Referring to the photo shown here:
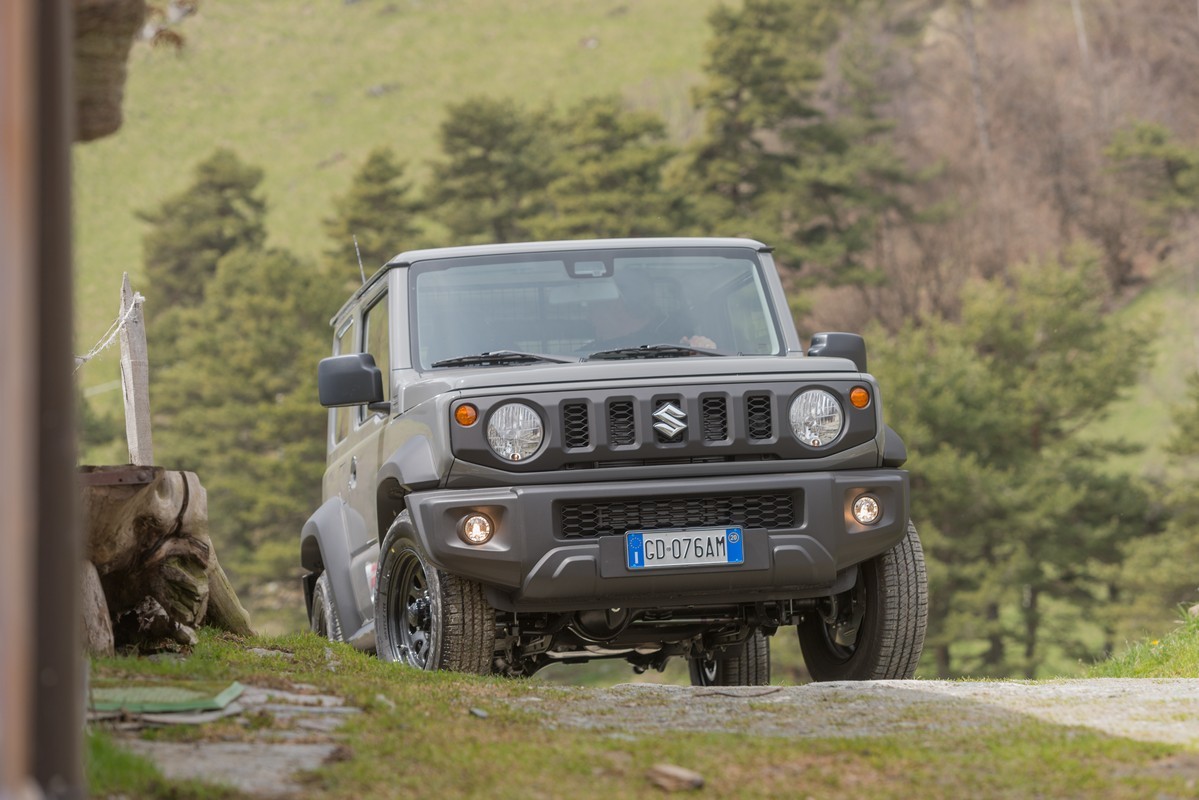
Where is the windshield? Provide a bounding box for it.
[410,247,782,369]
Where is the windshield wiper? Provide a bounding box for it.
[430,350,579,368]
[586,344,726,361]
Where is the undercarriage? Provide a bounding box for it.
[491,599,817,678]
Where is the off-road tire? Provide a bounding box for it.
[375,514,495,674]
[688,630,771,686]
[797,521,927,681]
[309,573,343,643]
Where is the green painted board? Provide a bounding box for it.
[89,680,244,713]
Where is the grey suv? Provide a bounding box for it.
[302,238,926,684]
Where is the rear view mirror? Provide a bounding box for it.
[807,332,867,373]
[318,353,384,408]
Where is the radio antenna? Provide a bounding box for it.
[353,235,366,284]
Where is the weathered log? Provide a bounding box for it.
[80,466,253,653]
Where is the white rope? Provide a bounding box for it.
[74,292,145,373]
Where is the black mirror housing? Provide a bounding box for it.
[807,332,868,373]
[318,353,384,408]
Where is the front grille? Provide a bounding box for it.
[559,492,797,538]
[747,394,773,440]
[702,396,728,441]
[563,402,590,449]
[608,400,636,446]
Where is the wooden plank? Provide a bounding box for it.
[119,271,154,465]
[78,465,157,487]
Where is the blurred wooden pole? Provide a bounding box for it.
[33,0,85,796]
[0,0,39,795]
[119,272,154,465]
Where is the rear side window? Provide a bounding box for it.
[332,319,355,445]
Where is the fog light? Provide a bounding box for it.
[852,494,882,525]
[458,513,494,545]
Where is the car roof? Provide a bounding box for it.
[331,237,772,325]
[385,236,770,266]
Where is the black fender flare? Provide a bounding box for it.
[882,425,908,468]
[300,496,368,638]
[375,435,440,539]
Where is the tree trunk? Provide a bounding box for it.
[80,465,252,654]
[1023,584,1039,680]
[982,600,1005,673]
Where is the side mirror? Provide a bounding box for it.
[318,353,385,409]
[807,332,867,373]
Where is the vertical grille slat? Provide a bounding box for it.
[701,396,728,442]
[562,402,590,449]
[746,394,773,441]
[608,400,636,446]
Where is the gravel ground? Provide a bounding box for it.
[111,683,358,798]
[508,679,1199,747]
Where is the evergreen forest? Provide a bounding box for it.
[75,0,1199,679]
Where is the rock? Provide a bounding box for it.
[81,560,114,656]
[1188,603,1199,618]
[646,763,704,792]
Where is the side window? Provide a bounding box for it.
[332,319,356,445]
[361,293,390,422]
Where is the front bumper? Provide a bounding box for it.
[405,470,909,612]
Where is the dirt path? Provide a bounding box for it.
[508,679,1199,747]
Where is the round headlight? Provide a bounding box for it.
[486,403,544,461]
[789,389,844,447]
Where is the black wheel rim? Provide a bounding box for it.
[816,568,868,662]
[310,594,327,637]
[390,550,433,668]
[692,654,719,686]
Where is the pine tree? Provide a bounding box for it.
[526,96,688,240]
[152,247,332,582]
[686,0,833,232]
[138,148,267,318]
[686,0,914,288]
[324,147,422,281]
[776,18,915,287]
[426,96,557,244]
[872,251,1151,676]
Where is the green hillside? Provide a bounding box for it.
[1097,265,1199,477]
[74,0,720,382]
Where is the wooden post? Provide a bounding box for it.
[0,0,38,793]
[119,271,153,465]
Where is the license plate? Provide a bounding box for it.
[625,527,744,570]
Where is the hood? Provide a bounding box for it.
[396,354,863,411]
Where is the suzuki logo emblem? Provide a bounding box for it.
[653,402,687,439]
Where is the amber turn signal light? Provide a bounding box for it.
[454,404,479,426]
[849,387,871,409]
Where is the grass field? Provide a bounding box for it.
[87,627,1199,799]
[73,0,721,389]
[1088,263,1199,476]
